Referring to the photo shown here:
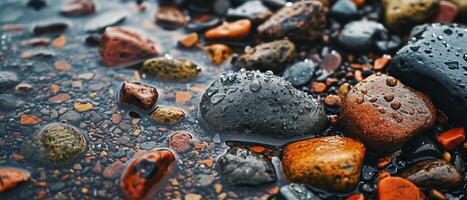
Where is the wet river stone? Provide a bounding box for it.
[282,61,316,87]
[99,26,159,66]
[338,19,385,52]
[0,71,19,93]
[234,39,295,73]
[217,147,276,185]
[449,0,467,19]
[226,1,272,23]
[21,123,88,164]
[149,106,185,125]
[257,0,327,41]
[400,159,463,188]
[142,56,201,80]
[382,0,439,32]
[120,149,176,200]
[388,24,467,125]
[340,74,437,153]
[282,136,366,192]
[119,81,158,111]
[199,69,327,144]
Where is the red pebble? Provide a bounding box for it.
[99,27,159,66]
[436,127,465,150]
[119,81,158,111]
[120,149,176,200]
[169,131,194,153]
[435,0,459,23]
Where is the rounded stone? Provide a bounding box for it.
[400,159,463,188]
[340,74,437,153]
[217,147,276,185]
[149,106,185,125]
[282,61,316,87]
[338,19,386,52]
[199,70,327,145]
[21,123,88,164]
[142,56,201,80]
[382,0,439,32]
[234,39,295,73]
[388,23,467,125]
[282,136,366,192]
[0,71,19,94]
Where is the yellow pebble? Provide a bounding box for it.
[74,102,93,112]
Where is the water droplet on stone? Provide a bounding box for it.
[386,77,397,87]
[356,96,364,104]
[384,94,394,102]
[210,93,226,104]
[390,102,401,110]
[445,61,459,69]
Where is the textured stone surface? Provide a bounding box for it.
[400,159,463,188]
[142,56,200,80]
[382,0,439,31]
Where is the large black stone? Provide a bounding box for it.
[388,24,467,125]
[199,69,327,145]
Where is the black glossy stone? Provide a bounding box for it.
[388,23,467,125]
[283,61,316,87]
[338,19,386,52]
[32,19,70,35]
[331,0,358,22]
[186,16,222,32]
[401,135,441,164]
[217,147,276,185]
[199,69,328,145]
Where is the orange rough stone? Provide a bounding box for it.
[20,115,41,125]
[50,84,60,93]
[175,91,192,104]
[378,176,425,200]
[310,82,327,93]
[178,33,199,48]
[203,44,233,65]
[249,146,266,153]
[347,193,365,200]
[0,168,30,192]
[282,136,366,192]
[373,55,391,70]
[204,19,252,40]
[436,127,465,150]
[120,149,176,200]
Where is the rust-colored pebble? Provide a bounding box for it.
[377,176,425,200]
[204,19,252,40]
[436,127,465,150]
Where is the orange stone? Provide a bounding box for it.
[347,193,365,200]
[178,33,199,48]
[0,168,30,192]
[203,44,233,65]
[352,0,365,7]
[436,127,465,150]
[120,149,176,200]
[373,55,391,70]
[175,91,192,104]
[310,82,327,93]
[48,93,71,103]
[204,19,252,40]
[54,60,72,72]
[51,35,67,48]
[378,176,425,200]
[50,84,60,93]
[20,115,41,125]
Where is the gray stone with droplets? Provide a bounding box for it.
[388,23,467,125]
[199,69,327,145]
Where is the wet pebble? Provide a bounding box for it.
[60,0,95,16]
[59,110,82,124]
[340,74,437,152]
[217,147,276,185]
[226,1,272,23]
[338,19,385,52]
[234,39,295,73]
[118,81,159,111]
[283,61,315,87]
[186,16,222,33]
[382,0,439,31]
[150,106,185,125]
[282,136,366,192]
[257,0,327,41]
[199,70,327,145]
[203,44,233,65]
[99,27,159,66]
[331,0,358,22]
[120,149,176,200]
[0,71,19,93]
[84,10,128,32]
[169,131,194,153]
[204,19,252,40]
[0,168,30,192]
[400,159,463,188]
[388,23,467,125]
[401,135,441,164]
[378,176,425,200]
[155,6,188,29]
[20,123,88,164]
[32,19,70,35]
[142,56,200,80]
[273,183,321,200]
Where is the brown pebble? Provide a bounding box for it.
[54,60,72,72]
[48,93,71,103]
[178,33,199,48]
[19,115,41,126]
[310,82,326,93]
[324,95,342,107]
[102,160,124,179]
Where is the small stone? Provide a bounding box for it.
[178,33,199,48]
[401,135,441,164]
[32,19,70,35]
[120,149,176,200]
[321,51,342,73]
[373,55,391,70]
[169,131,194,153]
[331,0,358,22]
[103,160,124,179]
[382,0,439,32]
[435,0,458,23]
[234,39,295,73]
[204,19,252,40]
[338,19,385,52]
[283,61,316,87]
[377,176,425,200]
[20,49,55,59]
[276,183,321,200]
[112,113,122,124]
[20,115,41,126]
[0,168,30,192]
[340,74,436,152]
[99,27,159,66]
[59,111,81,124]
[48,93,71,103]
[14,83,33,94]
[400,159,463,188]
[74,102,93,112]
[449,0,467,19]
[84,10,128,32]
[142,56,200,80]
[185,193,202,200]
[436,127,465,150]
[175,91,192,104]
[0,72,19,94]
[53,60,72,72]
[118,81,158,111]
[78,72,94,80]
[20,123,88,164]
[257,0,327,41]
[61,0,95,16]
[150,106,185,125]
[203,44,233,65]
[226,1,272,23]
[324,95,342,107]
[282,136,366,192]
[310,82,326,93]
[185,16,222,33]
[217,147,276,185]
[155,6,187,28]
